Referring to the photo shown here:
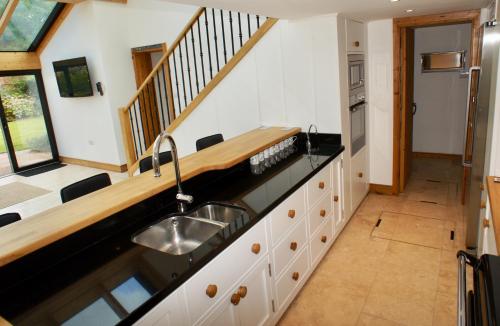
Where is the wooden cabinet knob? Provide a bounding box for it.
[481,200,487,209]
[321,235,327,243]
[290,241,298,251]
[480,183,485,191]
[238,286,247,298]
[354,41,360,47]
[334,195,339,202]
[358,172,363,178]
[319,181,325,189]
[251,243,261,254]
[292,272,299,281]
[320,209,326,217]
[288,209,296,218]
[231,293,241,305]
[206,284,218,298]
[483,218,490,228]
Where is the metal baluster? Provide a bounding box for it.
[184,36,194,101]
[247,14,251,39]
[178,43,188,108]
[196,18,206,87]
[145,81,159,137]
[129,107,139,159]
[132,102,143,155]
[204,10,213,79]
[256,15,260,28]
[212,8,220,72]
[161,64,171,125]
[220,10,227,64]
[229,11,235,55]
[172,51,182,116]
[155,70,165,131]
[237,12,243,47]
[190,26,200,94]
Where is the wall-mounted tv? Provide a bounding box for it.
[53,57,93,97]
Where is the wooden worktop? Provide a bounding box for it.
[0,127,300,268]
[487,176,500,253]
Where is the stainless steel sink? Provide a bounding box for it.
[132,216,224,255]
[189,202,248,224]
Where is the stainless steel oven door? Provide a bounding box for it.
[350,101,366,156]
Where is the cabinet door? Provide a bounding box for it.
[346,19,364,53]
[202,298,239,326]
[238,258,273,326]
[332,157,344,232]
[134,286,188,326]
[350,147,368,213]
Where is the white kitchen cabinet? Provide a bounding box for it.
[200,257,273,326]
[134,286,189,326]
[346,19,364,53]
[332,158,344,236]
[350,146,368,213]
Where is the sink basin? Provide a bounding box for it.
[132,216,224,255]
[189,202,248,224]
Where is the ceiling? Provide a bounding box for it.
[164,0,488,21]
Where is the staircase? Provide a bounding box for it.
[119,7,277,174]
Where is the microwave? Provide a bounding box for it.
[348,54,365,90]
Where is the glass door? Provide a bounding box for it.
[0,71,58,175]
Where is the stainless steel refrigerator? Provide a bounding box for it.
[464,21,500,253]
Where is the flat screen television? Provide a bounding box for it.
[53,57,93,97]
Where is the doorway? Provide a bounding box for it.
[393,10,481,198]
[0,71,59,176]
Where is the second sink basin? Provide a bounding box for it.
[132,216,224,255]
[189,202,248,224]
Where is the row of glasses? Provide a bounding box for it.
[250,136,298,175]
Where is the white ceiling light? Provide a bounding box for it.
[405,9,415,12]
[390,0,400,2]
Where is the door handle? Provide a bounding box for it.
[412,103,417,115]
[463,66,481,167]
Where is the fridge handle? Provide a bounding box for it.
[463,66,481,168]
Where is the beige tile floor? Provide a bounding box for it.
[0,164,128,218]
[279,157,465,326]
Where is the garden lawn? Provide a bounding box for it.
[0,117,47,153]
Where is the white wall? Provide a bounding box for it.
[40,0,197,165]
[366,19,393,186]
[413,24,471,155]
[170,16,343,157]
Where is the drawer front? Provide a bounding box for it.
[310,218,333,267]
[270,187,306,245]
[273,217,307,278]
[307,164,331,208]
[308,192,332,236]
[185,219,268,324]
[276,246,310,310]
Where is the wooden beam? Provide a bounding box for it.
[0,0,19,37]
[36,4,75,56]
[0,52,41,70]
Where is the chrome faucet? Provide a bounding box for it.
[152,131,193,212]
[306,124,318,154]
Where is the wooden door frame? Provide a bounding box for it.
[392,10,481,194]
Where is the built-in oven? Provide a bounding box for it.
[348,54,365,90]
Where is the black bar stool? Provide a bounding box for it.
[0,212,21,227]
[139,151,173,173]
[60,173,112,203]
[196,134,224,151]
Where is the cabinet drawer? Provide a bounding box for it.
[308,192,332,236]
[185,219,268,324]
[272,217,307,278]
[270,187,306,245]
[275,246,309,309]
[310,218,333,268]
[307,164,331,208]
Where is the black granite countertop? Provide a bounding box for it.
[0,133,343,325]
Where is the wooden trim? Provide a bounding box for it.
[59,156,127,173]
[118,107,136,173]
[392,9,481,194]
[167,18,278,133]
[0,316,12,326]
[486,176,500,253]
[0,52,41,70]
[412,151,462,160]
[162,43,176,126]
[0,127,300,267]
[369,183,395,195]
[0,0,19,36]
[36,4,75,56]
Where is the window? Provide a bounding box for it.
[0,0,64,52]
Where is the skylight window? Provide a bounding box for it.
[0,0,64,52]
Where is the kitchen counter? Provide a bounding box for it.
[0,131,343,325]
[487,176,500,253]
[0,127,300,267]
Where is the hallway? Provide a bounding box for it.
[279,157,465,326]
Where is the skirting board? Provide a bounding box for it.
[413,152,462,160]
[59,156,127,173]
[369,183,395,195]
